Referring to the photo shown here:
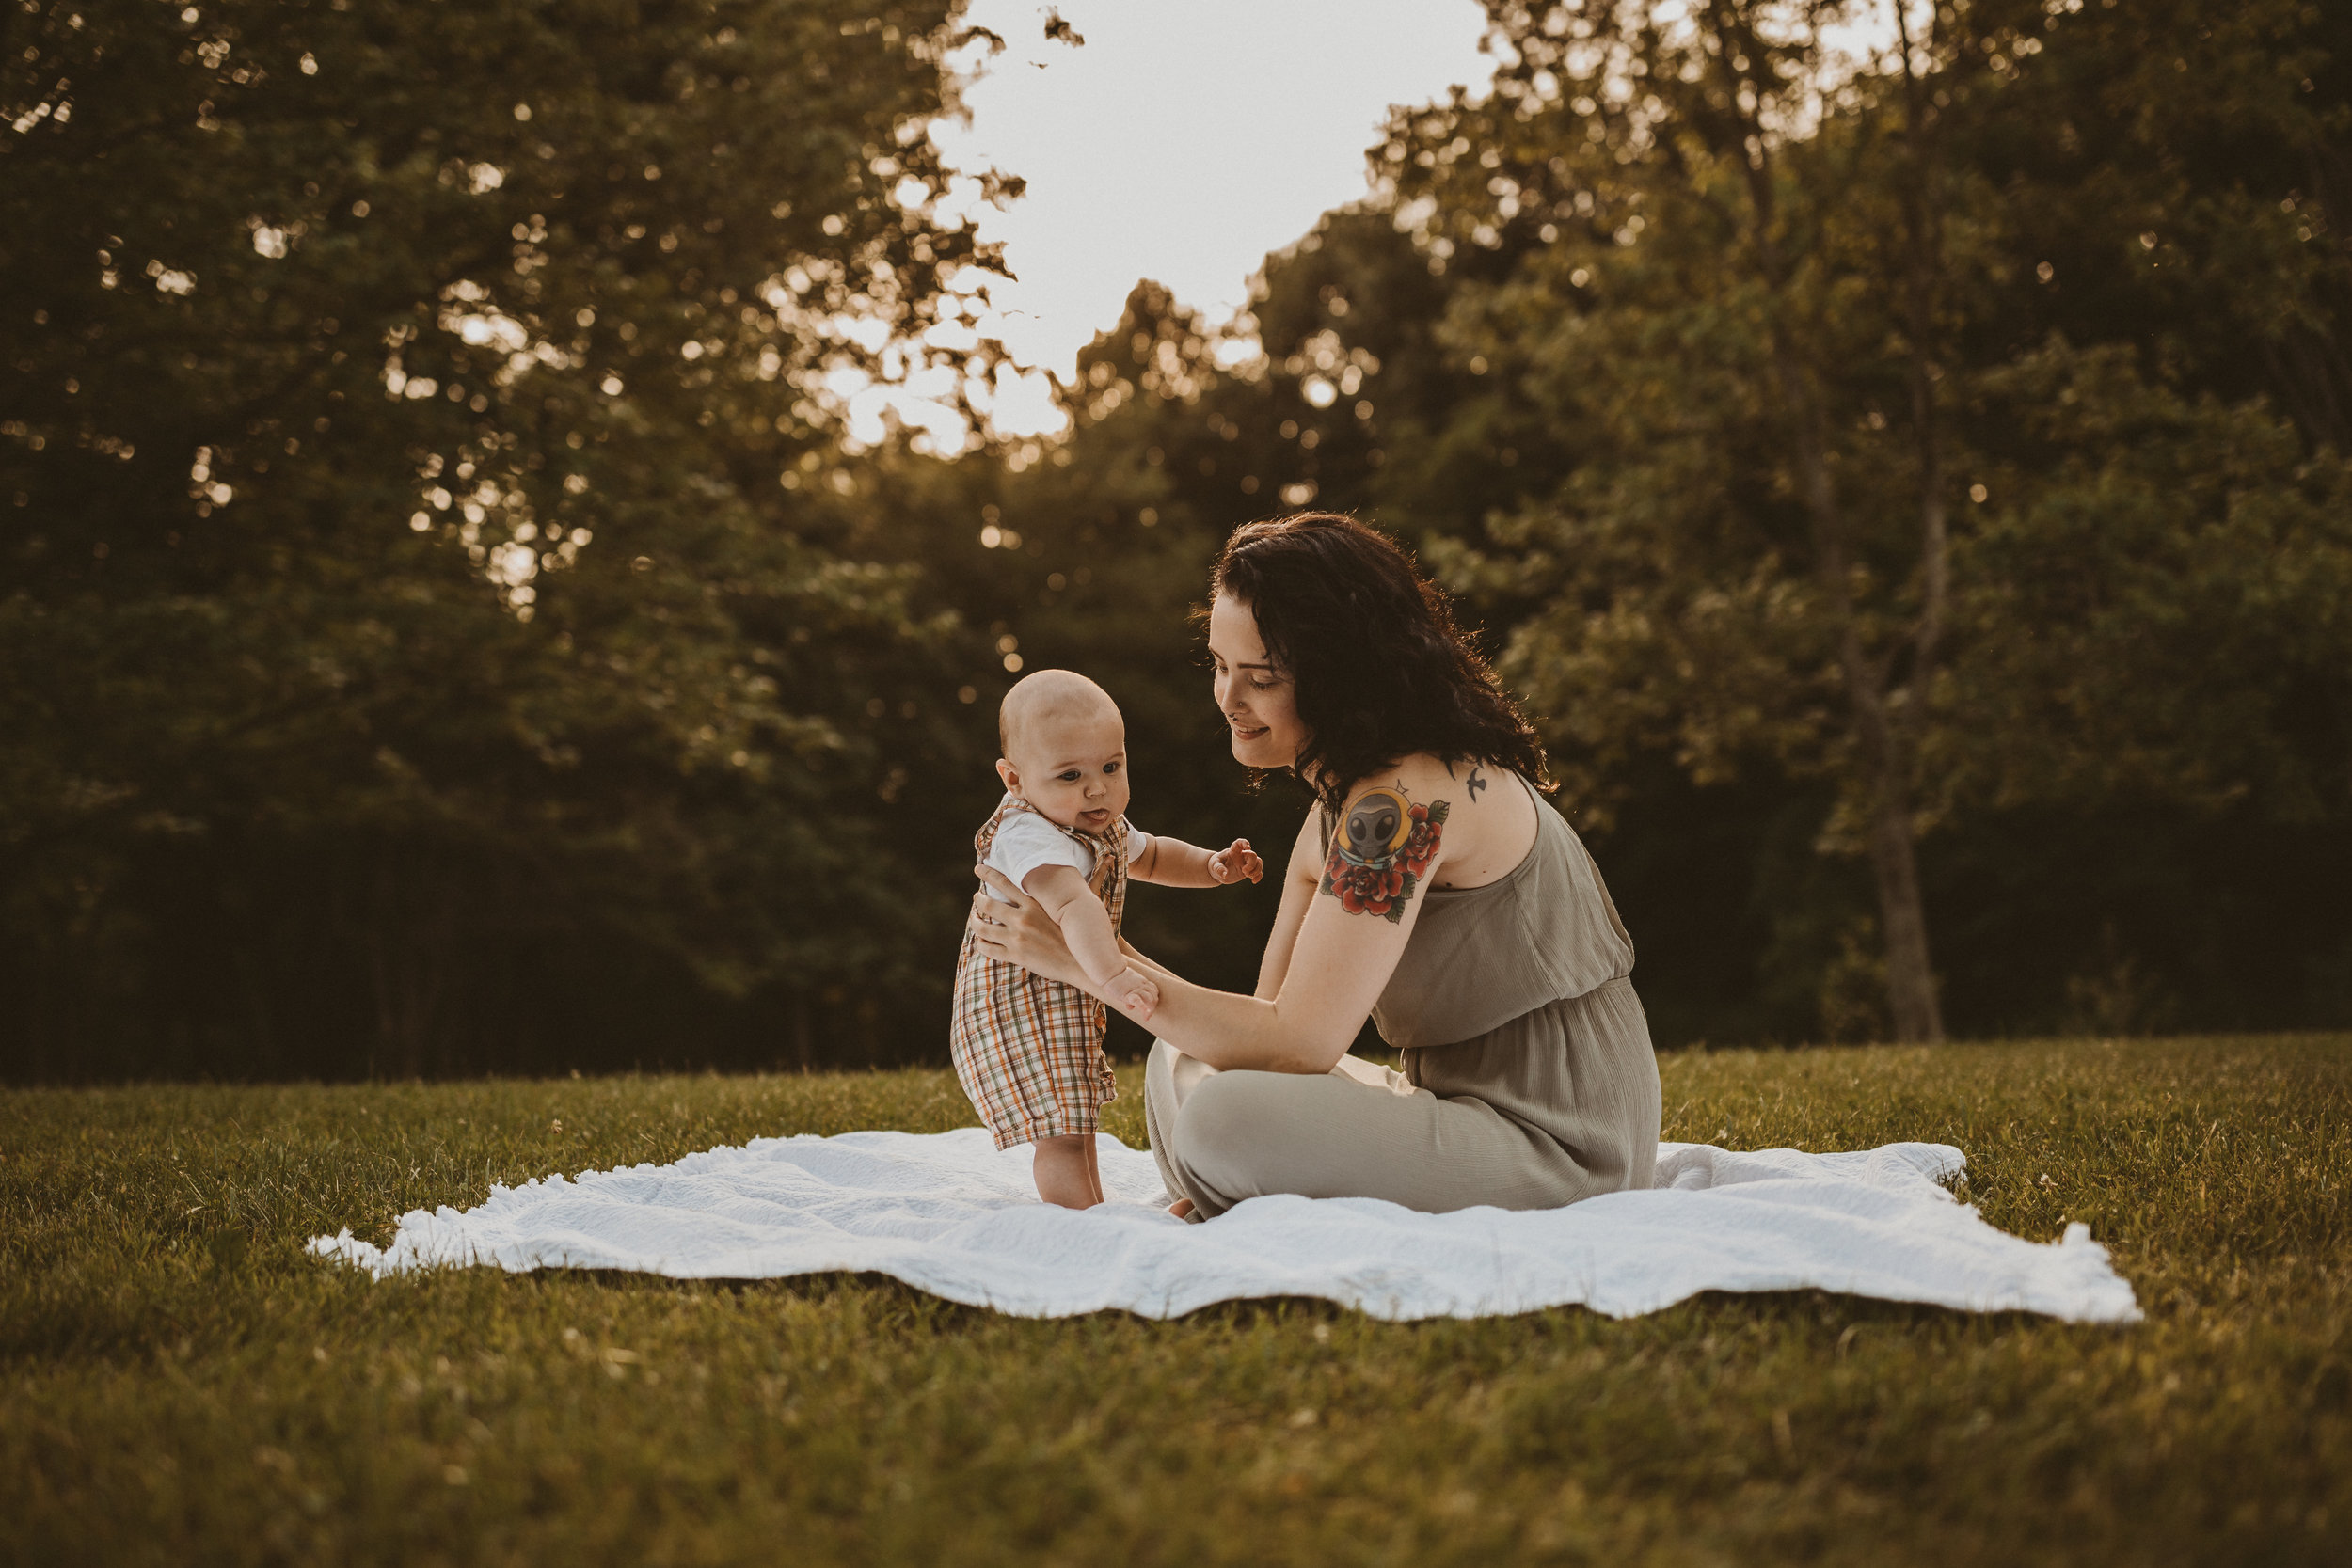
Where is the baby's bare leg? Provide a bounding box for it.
[1080,1134,1104,1206]
[1033,1133,1100,1209]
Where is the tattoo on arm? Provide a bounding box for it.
[1319,785,1449,923]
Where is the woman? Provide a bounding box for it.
[971,514,1660,1219]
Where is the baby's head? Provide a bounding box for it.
[996,670,1130,833]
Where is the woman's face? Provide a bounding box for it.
[1208,593,1307,769]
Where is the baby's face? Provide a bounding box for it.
[1008,706,1131,833]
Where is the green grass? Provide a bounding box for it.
[4,1037,2348,1567]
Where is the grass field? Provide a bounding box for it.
[4,1036,2348,1566]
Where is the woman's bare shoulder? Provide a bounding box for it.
[1322,756,1462,854]
[1345,753,1533,886]
[1345,753,1488,812]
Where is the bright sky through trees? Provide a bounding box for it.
[907,0,1496,440]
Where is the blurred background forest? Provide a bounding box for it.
[5,0,2350,1083]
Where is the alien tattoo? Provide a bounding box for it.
[1320,784,1450,923]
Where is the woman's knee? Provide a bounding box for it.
[1147,1040,1218,1119]
[1175,1070,1295,1177]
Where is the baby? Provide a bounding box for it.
[950,669,1263,1209]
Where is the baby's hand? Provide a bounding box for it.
[1208,838,1264,886]
[1104,965,1159,1022]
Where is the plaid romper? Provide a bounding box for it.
[949,792,1129,1149]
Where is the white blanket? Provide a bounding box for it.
[308,1130,2140,1323]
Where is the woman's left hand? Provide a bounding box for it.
[970,865,1089,989]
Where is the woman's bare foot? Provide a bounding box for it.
[1167,1197,1195,1220]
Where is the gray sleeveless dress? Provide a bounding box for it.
[1143,777,1661,1218]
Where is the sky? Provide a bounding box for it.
[845,0,1497,446]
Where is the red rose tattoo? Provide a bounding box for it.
[1401,804,1443,878]
[1321,787,1450,923]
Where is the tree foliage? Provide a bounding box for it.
[6,0,2350,1078]
[1367,0,2352,1040]
[2,0,987,1075]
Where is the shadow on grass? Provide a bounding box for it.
[518,1264,2071,1339]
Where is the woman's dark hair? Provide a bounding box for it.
[1207,513,1550,813]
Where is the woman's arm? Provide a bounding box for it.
[971,766,1462,1072]
[1153,768,1462,1069]
[972,816,1308,994]
[1117,881,1422,1073]
[1249,813,1323,999]
[973,815,1312,1002]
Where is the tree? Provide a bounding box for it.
[1383,0,2352,1041]
[0,0,991,1075]
[1382,0,1998,1038]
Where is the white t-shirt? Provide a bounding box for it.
[982,809,1145,903]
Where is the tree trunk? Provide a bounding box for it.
[1883,0,1951,1046]
[365,854,457,1078]
[1715,0,1952,1044]
[1866,787,1944,1042]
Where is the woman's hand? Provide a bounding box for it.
[969,865,1090,990]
